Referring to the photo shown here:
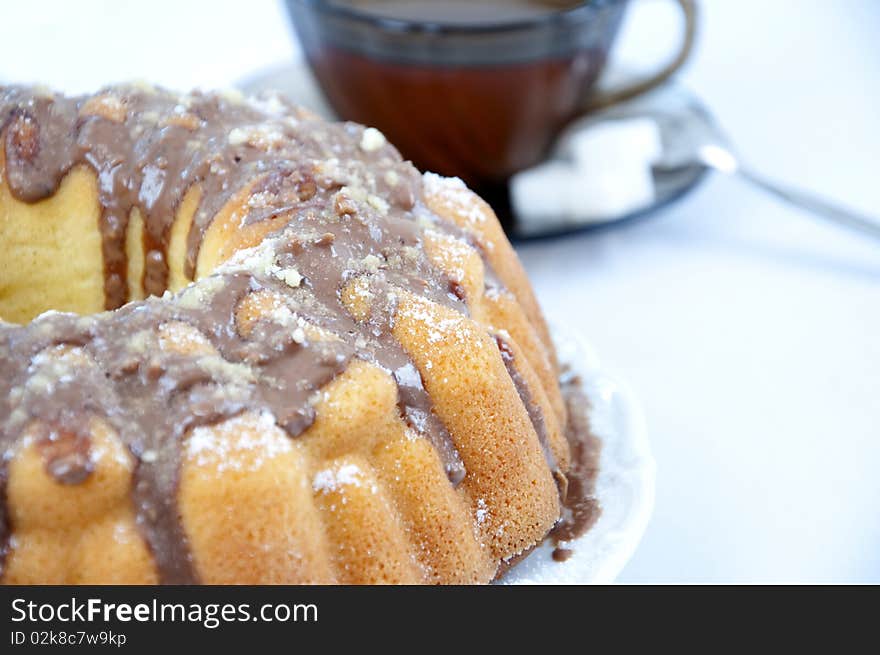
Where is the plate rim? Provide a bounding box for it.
[498,321,656,584]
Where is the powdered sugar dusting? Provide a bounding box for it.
[313,463,379,495]
[475,498,489,526]
[396,295,480,350]
[89,435,133,470]
[186,411,291,472]
[427,229,473,289]
[422,172,487,225]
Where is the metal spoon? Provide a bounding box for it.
[615,85,880,241]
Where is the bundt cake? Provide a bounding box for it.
[0,84,594,584]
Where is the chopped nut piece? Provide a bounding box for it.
[228,127,248,146]
[162,112,201,130]
[227,125,285,150]
[361,254,382,272]
[275,267,303,288]
[367,194,389,214]
[360,127,386,152]
[7,112,39,162]
[79,95,128,123]
[333,192,358,218]
[314,232,335,247]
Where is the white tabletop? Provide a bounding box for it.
[3,0,878,583]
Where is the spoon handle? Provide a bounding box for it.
[736,167,880,241]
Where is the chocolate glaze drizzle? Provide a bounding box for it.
[550,370,602,557]
[495,334,558,477]
[0,84,593,582]
[491,353,602,577]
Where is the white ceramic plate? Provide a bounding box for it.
[499,323,655,584]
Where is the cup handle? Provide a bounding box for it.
[582,0,698,112]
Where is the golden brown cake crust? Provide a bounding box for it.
[0,84,570,584]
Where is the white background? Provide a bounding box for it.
[2,0,878,583]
